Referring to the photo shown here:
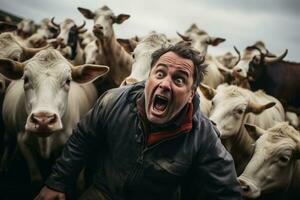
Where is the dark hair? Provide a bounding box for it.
[151,42,206,90]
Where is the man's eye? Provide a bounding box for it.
[175,78,184,85]
[156,71,164,78]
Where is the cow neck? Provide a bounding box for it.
[222,118,255,174]
[249,63,268,91]
[99,34,133,85]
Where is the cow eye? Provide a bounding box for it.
[279,155,290,164]
[237,108,244,114]
[252,56,260,64]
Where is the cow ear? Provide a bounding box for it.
[198,83,216,100]
[71,64,109,84]
[207,37,226,46]
[117,38,138,53]
[77,7,95,19]
[244,123,264,140]
[0,58,24,80]
[113,14,130,24]
[0,22,17,33]
[246,101,276,114]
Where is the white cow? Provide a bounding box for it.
[24,18,58,48]
[51,18,86,65]
[239,122,300,199]
[200,84,285,174]
[121,32,170,85]
[178,24,227,88]
[0,48,109,181]
[78,5,133,88]
[17,18,37,39]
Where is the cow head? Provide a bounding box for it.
[239,122,300,198]
[177,24,225,57]
[51,18,86,60]
[78,5,130,40]
[17,19,37,39]
[200,84,275,139]
[84,39,103,64]
[0,32,49,61]
[232,41,288,81]
[0,48,109,137]
[121,32,170,86]
[25,18,59,48]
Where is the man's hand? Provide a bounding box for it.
[34,186,65,200]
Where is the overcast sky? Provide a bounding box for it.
[1,0,299,61]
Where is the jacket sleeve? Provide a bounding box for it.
[45,91,111,193]
[190,122,242,200]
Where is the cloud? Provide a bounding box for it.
[1,0,299,60]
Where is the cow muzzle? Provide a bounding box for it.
[25,111,63,137]
[93,24,104,38]
[238,177,261,199]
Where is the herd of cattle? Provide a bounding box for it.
[0,5,300,200]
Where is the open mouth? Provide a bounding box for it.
[153,95,169,112]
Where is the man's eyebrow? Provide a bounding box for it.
[156,63,168,68]
[176,69,189,77]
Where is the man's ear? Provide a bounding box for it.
[188,89,195,103]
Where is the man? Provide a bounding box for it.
[35,43,242,200]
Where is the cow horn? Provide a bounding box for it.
[77,20,86,31]
[176,31,192,41]
[51,17,60,28]
[246,101,276,114]
[0,58,25,80]
[264,49,288,63]
[265,49,276,57]
[22,45,50,60]
[232,46,241,67]
[198,83,216,100]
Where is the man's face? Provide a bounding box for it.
[145,51,195,124]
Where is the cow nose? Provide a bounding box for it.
[238,178,251,192]
[93,24,103,31]
[30,112,57,127]
[56,37,64,44]
[232,68,242,77]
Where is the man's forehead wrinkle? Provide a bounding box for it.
[157,56,193,74]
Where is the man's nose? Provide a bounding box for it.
[159,78,172,90]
